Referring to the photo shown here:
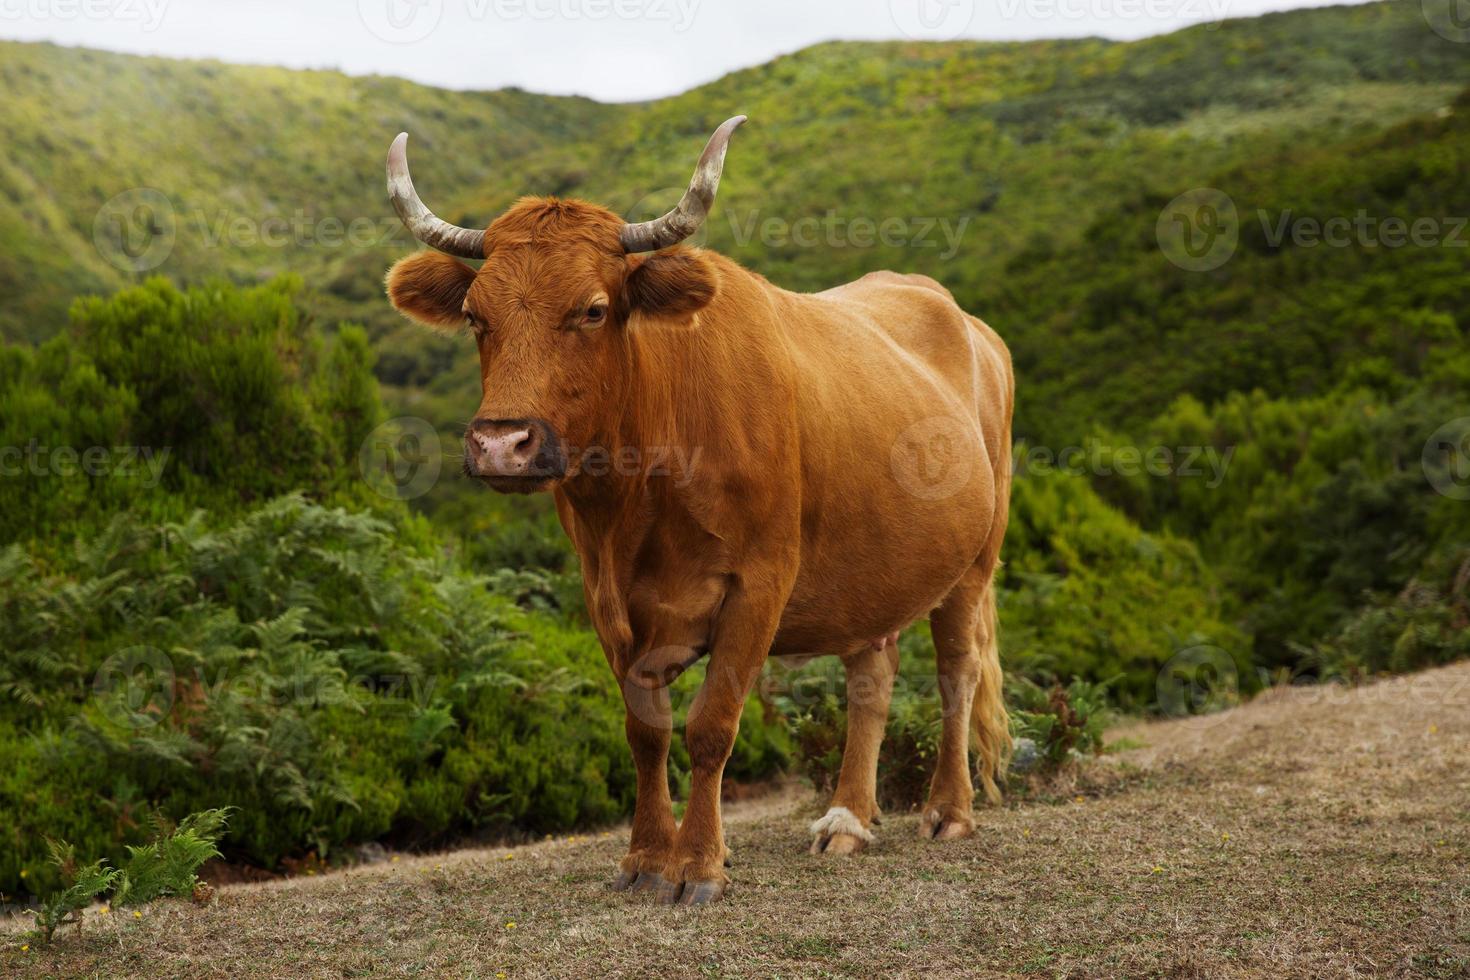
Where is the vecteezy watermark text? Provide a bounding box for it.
[94,188,409,274]
[1017,442,1236,488]
[0,443,170,488]
[0,0,168,30]
[725,210,972,260]
[357,0,698,44]
[1159,188,1467,271]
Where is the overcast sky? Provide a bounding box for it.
[0,0,1372,102]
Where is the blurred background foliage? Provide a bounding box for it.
[1,0,1467,893]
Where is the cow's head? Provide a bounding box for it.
[384,117,744,494]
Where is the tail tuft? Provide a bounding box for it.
[972,584,1010,804]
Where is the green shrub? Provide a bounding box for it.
[0,276,387,546]
[1007,676,1112,772]
[32,808,229,943]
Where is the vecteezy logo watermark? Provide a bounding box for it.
[358,0,444,43]
[890,416,976,501]
[0,443,171,487]
[1156,644,1239,725]
[0,0,169,31]
[360,417,443,500]
[1423,417,1470,500]
[890,0,975,40]
[1157,188,1239,272]
[93,646,176,730]
[94,189,409,268]
[1422,0,1470,43]
[93,188,176,273]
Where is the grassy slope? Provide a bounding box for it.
[7,660,1467,978]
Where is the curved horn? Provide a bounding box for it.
[620,115,746,254]
[386,133,485,259]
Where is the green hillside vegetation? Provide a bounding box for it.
[1,1,1467,898]
[990,87,1470,667]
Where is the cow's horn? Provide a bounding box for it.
[386,133,486,259]
[620,115,746,254]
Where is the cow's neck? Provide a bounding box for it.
[566,253,786,518]
[555,254,797,668]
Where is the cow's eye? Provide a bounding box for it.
[582,304,607,327]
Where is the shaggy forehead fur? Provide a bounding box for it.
[472,197,627,314]
[485,197,625,255]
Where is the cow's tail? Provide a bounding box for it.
[973,581,1011,804]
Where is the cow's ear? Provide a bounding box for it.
[386,252,477,331]
[622,249,719,322]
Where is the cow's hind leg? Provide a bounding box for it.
[810,637,899,855]
[920,559,1010,840]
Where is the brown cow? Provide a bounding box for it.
[384,116,1013,905]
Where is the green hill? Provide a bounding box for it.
[2,1,1464,366]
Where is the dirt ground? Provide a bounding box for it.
[6,662,1469,978]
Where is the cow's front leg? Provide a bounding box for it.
[612,682,677,893]
[658,591,780,905]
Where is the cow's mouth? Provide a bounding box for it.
[476,473,558,495]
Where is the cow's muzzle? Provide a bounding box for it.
[464,417,567,492]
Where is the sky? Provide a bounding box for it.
[0,0,1374,102]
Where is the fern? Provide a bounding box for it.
[33,839,120,942]
[112,808,232,908]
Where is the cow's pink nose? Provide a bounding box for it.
[464,418,565,482]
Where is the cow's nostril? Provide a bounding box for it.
[465,418,564,483]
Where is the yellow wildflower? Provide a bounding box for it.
[99,906,111,915]
[505,921,517,930]
[1151,866,1164,874]
[133,910,143,919]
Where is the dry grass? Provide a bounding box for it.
[7,663,1470,978]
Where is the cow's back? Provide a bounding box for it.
[767,270,1013,656]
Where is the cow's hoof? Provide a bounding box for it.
[612,870,666,893]
[808,806,875,855]
[810,831,867,855]
[656,878,726,905]
[919,806,974,841]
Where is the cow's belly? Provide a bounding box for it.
[770,456,996,657]
[769,280,1008,656]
